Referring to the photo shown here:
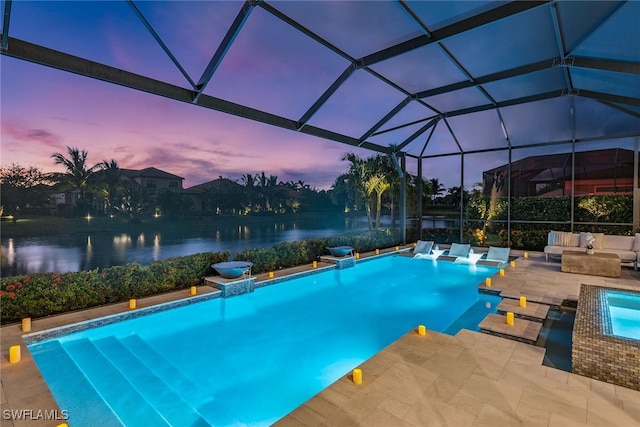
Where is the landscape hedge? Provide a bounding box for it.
[234,229,403,273]
[0,252,229,324]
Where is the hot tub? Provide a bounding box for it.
[607,291,640,340]
[212,261,253,279]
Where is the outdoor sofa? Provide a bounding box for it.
[544,231,640,270]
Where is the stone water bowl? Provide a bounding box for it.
[212,261,253,279]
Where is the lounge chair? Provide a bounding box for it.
[454,248,484,265]
[414,240,434,255]
[482,246,510,267]
[448,243,471,258]
[413,240,444,260]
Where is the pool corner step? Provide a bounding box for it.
[478,313,542,345]
[496,298,550,322]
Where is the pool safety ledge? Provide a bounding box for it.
[573,285,640,391]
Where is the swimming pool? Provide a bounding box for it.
[606,290,640,340]
[28,255,498,426]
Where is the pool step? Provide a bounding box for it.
[28,340,124,427]
[500,290,565,310]
[93,336,211,427]
[118,335,213,405]
[478,313,542,345]
[64,338,171,426]
[496,298,550,322]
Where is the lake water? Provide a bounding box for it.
[1,215,456,277]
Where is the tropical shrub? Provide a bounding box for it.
[0,251,229,324]
[235,229,403,273]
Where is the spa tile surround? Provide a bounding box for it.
[573,285,640,391]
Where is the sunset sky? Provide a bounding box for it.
[0,1,382,190]
[2,1,638,191]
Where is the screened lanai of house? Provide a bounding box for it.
[2,0,639,241]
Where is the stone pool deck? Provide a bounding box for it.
[2,248,639,426]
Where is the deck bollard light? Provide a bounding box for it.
[418,325,426,336]
[413,242,417,247]
[510,260,516,267]
[395,246,399,251]
[9,345,20,363]
[375,249,380,255]
[190,286,197,296]
[485,278,492,287]
[506,312,515,326]
[268,272,274,279]
[355,252,360,259]
[524,252,529,258]
[312,261,317,268]
[520,296,527,308]
[22,317,31,332]
[500,268,505,276]
[352,368,362,384]
[129,299,137,310]
[57,424,69,427]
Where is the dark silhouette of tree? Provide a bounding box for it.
[98,159,122,215]
[0,164,54,215]
[51,146,103,204]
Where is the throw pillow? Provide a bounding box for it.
[548,231,573,247]
[592,233,604,249]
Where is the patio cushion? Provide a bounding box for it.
[634,233,640,252]
[602,235,634,251]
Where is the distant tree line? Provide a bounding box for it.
[1,146,467,228]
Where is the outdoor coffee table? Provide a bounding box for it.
[561,250,621,278]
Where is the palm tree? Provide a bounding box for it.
[429,178,445,205]
[51,146,103,203]
[341,153,374,230]
[99,159,121,215]
[240,173,256,212]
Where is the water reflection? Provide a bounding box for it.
[2,217,370,276]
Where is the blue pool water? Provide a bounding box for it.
[28,255,498,426]
[607,291,640,340]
